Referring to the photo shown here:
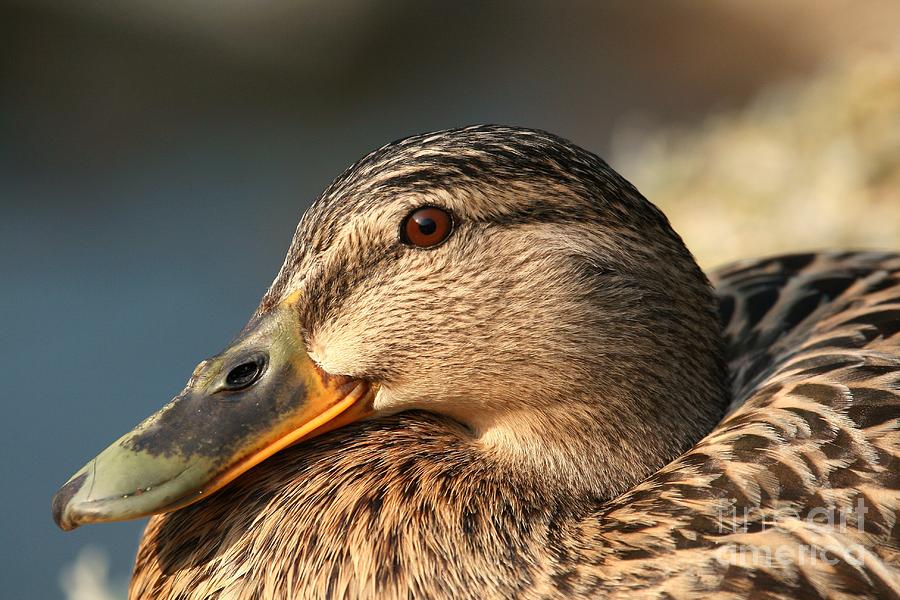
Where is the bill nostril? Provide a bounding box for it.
[224,354,268,390]
[227,361,261,387]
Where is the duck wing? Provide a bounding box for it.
[578,252,900,598]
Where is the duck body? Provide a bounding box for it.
[51,126,899,599]
[132,250,900,599]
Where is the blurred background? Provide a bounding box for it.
[2,1,899,597]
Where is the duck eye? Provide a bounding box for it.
[224,357,265,389]
[400,206,453,248]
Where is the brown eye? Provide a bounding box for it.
[400,206,453,248]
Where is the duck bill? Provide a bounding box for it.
[51,298,375,531]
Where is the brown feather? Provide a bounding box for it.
[130,127,900,599]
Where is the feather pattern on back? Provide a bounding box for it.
[573,251,900,598]
[131,251,900,599]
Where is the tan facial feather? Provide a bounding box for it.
[130,128,899,599]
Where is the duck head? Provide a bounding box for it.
[53,125,727,531]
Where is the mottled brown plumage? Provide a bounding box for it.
[130,127,900,598]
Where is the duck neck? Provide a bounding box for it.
[133,412,589,598]
[471,385,727,503]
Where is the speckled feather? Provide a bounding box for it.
[129,127,900,599]
[575,252,900,598]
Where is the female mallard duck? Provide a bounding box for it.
[53,126,900,598]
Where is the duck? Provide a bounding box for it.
[51,125,900,599]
